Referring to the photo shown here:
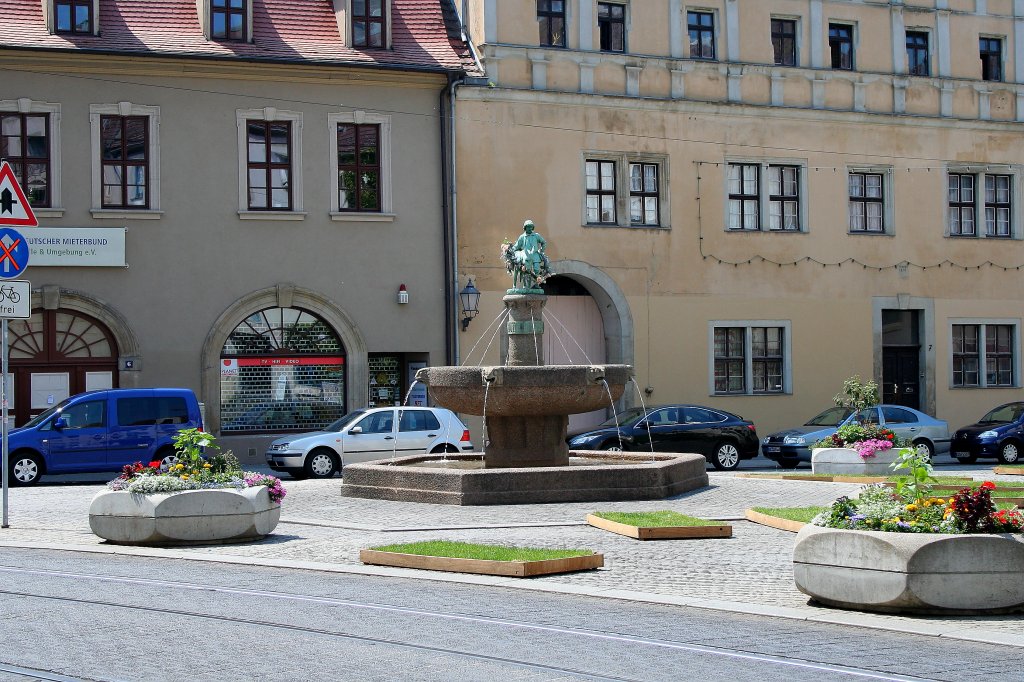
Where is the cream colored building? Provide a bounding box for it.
[453,0,1024,441]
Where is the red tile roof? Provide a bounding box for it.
[0,0,477,74]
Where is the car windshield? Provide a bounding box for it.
[979,403,1024,424]
[22,400,70,429]
[326,410,366,432]
[804,406,854,427]
[597,407,648,428]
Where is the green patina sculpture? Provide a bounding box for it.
[502,219,552,292]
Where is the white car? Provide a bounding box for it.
[265,406,474,479]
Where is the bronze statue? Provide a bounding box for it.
[502,219,551,291]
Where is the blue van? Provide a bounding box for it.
[6,388,202,486]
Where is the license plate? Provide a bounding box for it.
[766,446,781,453]
[954,451,970,458]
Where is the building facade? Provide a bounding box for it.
[454,0,1024,438]
[0,0,473,459]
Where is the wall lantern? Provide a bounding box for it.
[397,283,409,304]
[459,277,481,331]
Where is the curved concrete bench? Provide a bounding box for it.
[89,486,281,546]
[794,524,1024,614]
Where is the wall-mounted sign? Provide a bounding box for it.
[22,227,126,267]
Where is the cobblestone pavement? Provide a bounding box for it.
[2,466,1023,645]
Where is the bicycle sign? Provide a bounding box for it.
[0,280,29,319]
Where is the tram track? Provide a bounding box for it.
[0,565,931,681]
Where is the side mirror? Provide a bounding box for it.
[52,416,67,430]
[348,426,363,435]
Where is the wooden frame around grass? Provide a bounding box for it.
[359,549,604,577]
[585,513,732,540]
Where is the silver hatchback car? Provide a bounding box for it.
[265,406,474,479]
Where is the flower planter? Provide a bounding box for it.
[359,549,604,577]
[811,447,908,476]
[586,513,731,540]
[89,486,281,546]
[743,508,807,533]
[793,524,1024,614]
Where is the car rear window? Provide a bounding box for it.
[117,397,189,426]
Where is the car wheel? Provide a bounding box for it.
[912,439,935,461]
[304,448,339,478]
[777,460,800,470]
[10,452,43,486]
[712,442,740,471]
[430,444,459,454]
[155,446,177,471]
[600,441,624,452]
[998,441,1021,464]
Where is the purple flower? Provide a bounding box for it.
[896,521,911,529]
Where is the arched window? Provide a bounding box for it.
[220,307,346,433]
[8,309,118,425]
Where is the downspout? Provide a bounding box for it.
[440,74,465,366]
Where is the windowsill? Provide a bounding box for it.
[330,212,396,223]
[725,228,806,234]
[848,230,893,236]
[91,209,163,220]
[945,234,1015,240]
[711,392,790,397]
[237,211,307,221]
[583,223,670,230]
[33,208,64,218]
[950,385,1020,390]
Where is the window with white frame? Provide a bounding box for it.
[952,322,1018,388]
[328,111,393,220]
[583,153,669,228]
[947,167,1017,238]
[710,322,790,395]
[236,108,303,219]
[727,161,804,232]
[0,99,61,213]
[848,171,886,233]
[89,102,160,217]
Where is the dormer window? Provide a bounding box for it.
[352,0,385,48]
[212,0,247,42]
[54,0,93,34]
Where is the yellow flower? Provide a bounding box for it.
[181,475,189,481]
[935,499,945,505]
[175,463,184,470]
[905,504,918,512]
[203,463,211,469]
[922,501,932,508]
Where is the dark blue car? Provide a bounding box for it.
[950,402,1024,464]
[566,404,760,470]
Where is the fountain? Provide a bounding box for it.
[340,221,709,504]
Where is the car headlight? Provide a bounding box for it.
[979,430,999,439]
[570,434,603,445]
[762,436,770,444]
[783,436,806,445]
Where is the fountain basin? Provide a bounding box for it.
[340,451,709,505]
[415,365,633,416]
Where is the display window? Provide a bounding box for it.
[220,307,346,433]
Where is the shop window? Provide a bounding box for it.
[220,307,346,433]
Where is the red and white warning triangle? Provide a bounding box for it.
[0,160,38,227]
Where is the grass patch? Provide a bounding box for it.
[751,506,826,523]
[369,540,594,562]
[590,511,722,528]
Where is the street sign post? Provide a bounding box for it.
[0,160,35,529]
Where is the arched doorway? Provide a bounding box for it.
[8,309,119,425]
[219,307,347,433]
[542,276,608,431]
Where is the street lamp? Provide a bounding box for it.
[459,277,481,331]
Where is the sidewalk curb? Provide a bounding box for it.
[1,539,1020,648]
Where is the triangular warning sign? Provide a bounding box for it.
[0,161,38,227]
